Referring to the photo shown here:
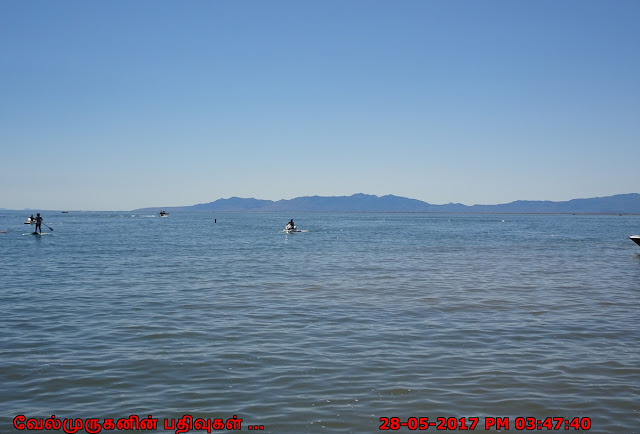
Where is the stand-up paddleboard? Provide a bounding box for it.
[630,235,640,246]
[23,232,52,236]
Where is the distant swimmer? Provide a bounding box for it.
[35,213,43,234]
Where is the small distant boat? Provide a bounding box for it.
[24,217,34,225]
[159,210,169,217]
[61,211,69,214]
[283,222,301,233]
[630,235,640,247]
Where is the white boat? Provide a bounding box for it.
[283,224,301,233]
[24,218,34,225]
[630,235,640,247]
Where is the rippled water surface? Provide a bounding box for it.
[1,211,639,432]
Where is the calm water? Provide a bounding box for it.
[1,211,639,433]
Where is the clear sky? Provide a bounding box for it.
[1,1,638,210]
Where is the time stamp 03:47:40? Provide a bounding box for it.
[379,416,592,431]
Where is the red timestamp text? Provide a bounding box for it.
[379,416,592,430]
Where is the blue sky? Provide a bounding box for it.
[1,1,638,210]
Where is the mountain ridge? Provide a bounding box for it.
[133,193,640,214]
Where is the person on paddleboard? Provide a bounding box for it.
[35,213,43,234]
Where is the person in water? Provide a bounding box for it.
[35,213,43,234]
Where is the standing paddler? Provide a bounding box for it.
[35,213,43,234]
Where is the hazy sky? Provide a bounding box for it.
[1,1,638,210]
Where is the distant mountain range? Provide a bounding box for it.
[133,193,640,214]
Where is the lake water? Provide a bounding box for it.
[1,211,639,433]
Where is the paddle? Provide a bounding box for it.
[43,223,53,231]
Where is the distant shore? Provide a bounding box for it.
[132,192,640,214]
[5,192,640,214]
